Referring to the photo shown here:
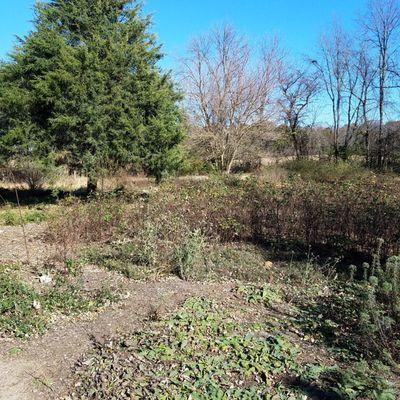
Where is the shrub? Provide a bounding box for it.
[48,174,400,263]
[283,159,376,184]
[5,158,60,190]
[150,177,253,243]
[173,230,207,280]
[358,243,400,361]
[47,195,127,260]
[251,179,400,257]
[179,154,212,175]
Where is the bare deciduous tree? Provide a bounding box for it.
[354,42,377,164]
[277,66,319,159]
[362,0,400,166]
[342,46,361,155]
[312,22,351,159]
[181,25,282,173]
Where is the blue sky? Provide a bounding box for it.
[0,0,365,69]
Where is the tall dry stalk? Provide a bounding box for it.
[14,188,30,264]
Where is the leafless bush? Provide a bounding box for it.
[47,196,128,260]
[251,179,400,256]
[47,175,400,261]
[181,25,282,173]
[4,159,59,190]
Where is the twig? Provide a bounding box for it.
[27,372,54,392]
[0,193,7,206]
[14,187,30,264]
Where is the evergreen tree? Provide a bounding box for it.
[0,0,184,189]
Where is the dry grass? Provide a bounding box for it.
[1,173,211,193]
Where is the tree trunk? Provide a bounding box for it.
[225,148,238,174]
[87,175,98,194]
[365,127,370,166]
[291,132,301,160]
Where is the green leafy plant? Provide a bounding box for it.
[0,272,46,338]
[358,241,400,361]
[0,268,118,338]
[235,284,282,307]
[173,230,207,280]
[0,206,49,226]
[68,298,302,399]
[333,362,396,400]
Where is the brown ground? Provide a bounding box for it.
[0,276,238,400]
[0,224,56,266]
[0,220,340,400]
[0,222,241,400]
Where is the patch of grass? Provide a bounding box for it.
[0,205,51,226]
[9,347,23,356]
[64,258,85,277]
[87,241,162,280]
[278,256,338,303]
[32,375,54,390]
[89,241,271,284]
[0,269,118,338]
[0,273,46,338]
[45,278,118,315]
[208,245,271,283]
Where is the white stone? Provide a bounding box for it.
[39,275,52,285]
[33,300,41,310]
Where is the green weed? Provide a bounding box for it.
[235,284,282,307]
[0,273,46,338]
[0,269,118,338]
[69,298,302,399]
[0,207,48,226]
[173,230,207,280]
[87,240,161,280]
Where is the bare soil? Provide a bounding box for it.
[0,223,239,399]
[0,224,56,266]
[0,221,344,400]
[0,275,237,400]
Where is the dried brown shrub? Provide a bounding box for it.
[47,195,129,259]
[47,176,400,261]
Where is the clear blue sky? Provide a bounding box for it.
[0,0,366,70]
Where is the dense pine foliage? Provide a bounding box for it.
[0,0,184,188]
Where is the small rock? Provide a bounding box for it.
[33,300,42,310]
[39,275,52,285]
[264,261,274,269]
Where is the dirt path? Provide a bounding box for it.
[0,278,236,400]
[0,223,237,399]
[0,224,55,265]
